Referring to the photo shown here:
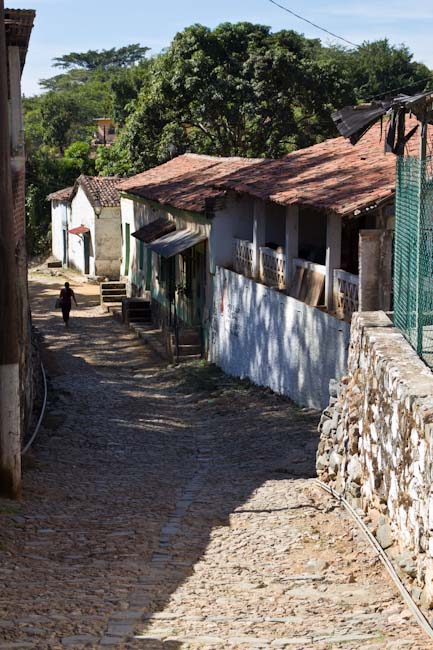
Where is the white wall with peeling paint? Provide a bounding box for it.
[209,266,350,409]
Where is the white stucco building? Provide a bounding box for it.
[48,175,122,278]
[48,186,73,266]
[116,126,396,408]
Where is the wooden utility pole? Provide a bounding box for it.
[0,0,22,499]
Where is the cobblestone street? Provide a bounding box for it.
[0,271,431,649]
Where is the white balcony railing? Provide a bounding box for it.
[334,269,359,321]
[233,238,254,278]
[260,246,286,290]
[234,239,286,289]
[233,239,359,320]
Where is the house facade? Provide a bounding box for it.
[117,124,397,408]
[49,175,122,278]
[94,117,116,146]
[118,155,259,350]
[48,186,72,266]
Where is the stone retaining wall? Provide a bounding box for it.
[317,311,433,608]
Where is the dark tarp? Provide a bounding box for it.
[332,101,392,145]
[332,90,433,148]
[147,229,207,258]
[132,217,176,243]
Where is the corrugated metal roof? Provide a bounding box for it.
[147,229,207,258]
[132,217,176,243]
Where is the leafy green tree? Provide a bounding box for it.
[348,39,432,100]
[40,93,83,151]
[26,150,83,255]
[97,23,356,174]
[53,44,149,71]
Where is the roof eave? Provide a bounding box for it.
[119,190,210,222]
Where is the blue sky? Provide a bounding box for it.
[8,0,433,96]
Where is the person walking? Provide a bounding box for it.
[59,282,78,327]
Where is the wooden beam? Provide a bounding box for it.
[285,205,299,293]
[252,199,266,279]
[8,46,23,157]
[325,212,342,312]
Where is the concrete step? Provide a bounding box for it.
[177,344,202,356]
[126,308,151,318]
[100,282,126,290]
[172,330,201,345]
[101,294,126,302]
[127,316,152,324]
[125,297,150,304]
[102,288,127,295]
[176,354,202,363]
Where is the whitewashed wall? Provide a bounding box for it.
[209,195,254,271]
[68,186,96,275]
[209,266,350,409]
[95,206,121,278]
[120,196,174,295]
[51,200,69,263]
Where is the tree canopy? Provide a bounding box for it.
[53,44,150,70]
[23,27,433,254]
[97,25,432,176]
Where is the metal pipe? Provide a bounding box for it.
[21,362,47,456]
[316,479,433,641]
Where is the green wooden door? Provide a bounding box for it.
[146,249,152,290]
[124,223,130,276]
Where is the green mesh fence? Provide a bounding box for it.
[394,155,433,365]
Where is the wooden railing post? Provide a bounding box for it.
[253,200,266,280]
[285,205,299,293]
[325,212,342,311]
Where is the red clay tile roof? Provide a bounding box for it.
[117,118,421,217]
[69,225,90,235]
[47,186,74,202]
[216,118,428,216]
[5,8,35,70]
[118,154,261,214]
[73,175,121,208]
[213,119,411,216]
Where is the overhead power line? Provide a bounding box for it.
[364,75,433,101]
[268,0,361,49]
[268,0,433,103]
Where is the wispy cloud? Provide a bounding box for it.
[323,2,433,22]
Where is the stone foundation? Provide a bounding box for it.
[317,311,433,607]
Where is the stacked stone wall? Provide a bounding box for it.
[317,311,433,607]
